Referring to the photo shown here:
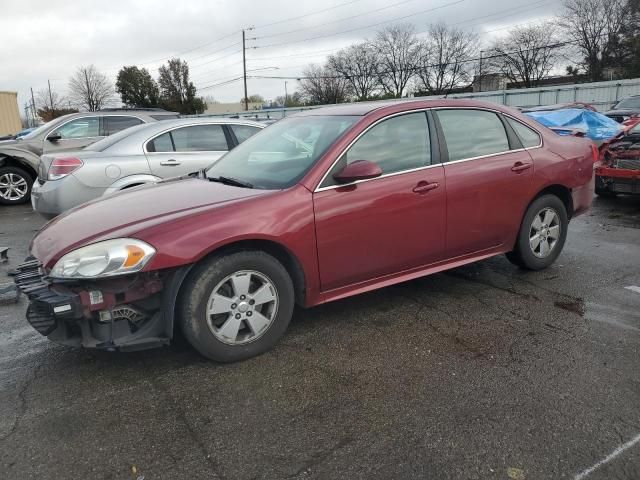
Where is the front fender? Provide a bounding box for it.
[0,147,40,171]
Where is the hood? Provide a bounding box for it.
[31,177,271,267]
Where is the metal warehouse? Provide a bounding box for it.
[0,91,22,136]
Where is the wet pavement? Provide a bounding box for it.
[0,196,639,480]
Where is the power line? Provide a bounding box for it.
[254,0,466,49]
[137,30,240,66]
[256,0,420,40]
[253,0,363,30]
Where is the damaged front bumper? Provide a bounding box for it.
[595,165,640,195]
[14,257,191,352]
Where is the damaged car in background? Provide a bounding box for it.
[16,99,595,362]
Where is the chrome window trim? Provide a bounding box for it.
[143,122,262,154]
[313,108,433,192]
[50,114,146,141]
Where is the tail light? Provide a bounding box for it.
[591,143,600,163]
[48,157,83,180]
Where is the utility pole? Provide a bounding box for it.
[47,79,54,110]
[242,29,248,111]
[478,50,483,93]
[30,87,37,124]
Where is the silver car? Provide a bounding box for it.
[31,118,264,218]
[0,109,178,205]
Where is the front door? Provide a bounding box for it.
[434,108,535,258]
[42,116,103,154]
[145,123,230,178]
[313,111,446,292]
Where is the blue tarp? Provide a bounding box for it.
[524,108,623,141]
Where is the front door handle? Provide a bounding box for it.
[511,162,532,173]
[160,159,181,166]
[413,181,439,194]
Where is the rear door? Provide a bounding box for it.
[42,116,102,153]
[145,123,232,177]
[434,108,535,258]
[102,116,144,136]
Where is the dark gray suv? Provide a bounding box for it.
[0,108,178,205]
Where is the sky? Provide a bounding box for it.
[0,0,563,114]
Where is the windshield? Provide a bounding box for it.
[615,97,640,110]
[20,119,58,139]
[84,123,150,152]
[206,115,358,189]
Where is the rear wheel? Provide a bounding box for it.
[506,194,568,270]
[178,251,295,362]
[0,166,33,205]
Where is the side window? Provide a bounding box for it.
[437,109,509,162]
[103,116,144,136]
[171,124,229,152]
[54,117,99,139]
[506,117,541,148]
[147,132,174,152]
[231,124,261,143]
[321,112,430,187]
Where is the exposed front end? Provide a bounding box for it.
[14,257,184,351]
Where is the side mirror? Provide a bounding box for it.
[46,132,62,142]
[333,160,383,184]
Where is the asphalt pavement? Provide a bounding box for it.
[0,195,639,480]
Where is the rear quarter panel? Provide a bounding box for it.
[73,153,151,188]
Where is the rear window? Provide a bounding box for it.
[437,109,509,162]
[85,123,149,152]
[103,116,144,135]
[506,117,541,148]
[231,124,262,143]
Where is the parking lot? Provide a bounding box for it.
[0,195,638,480]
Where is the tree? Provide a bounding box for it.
[35,87,77,121]
[298,64,351,105]
[415,23,477,95]
[158,58,206,114]
[328,43,380,101]
[116,66,159,108]
[68,65,114,111]
[558,0,629,81]
[487,22,560,88]
[373,24,422,97]
[240,94,265,104]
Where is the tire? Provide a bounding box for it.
[0,166,33,205]
[506,194,568,271]
[178,250,295,362]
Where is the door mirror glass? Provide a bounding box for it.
[333,160,382,184]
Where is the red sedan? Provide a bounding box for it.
[16,99,595,362]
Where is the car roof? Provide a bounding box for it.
[139,117,265,129]
[292,98,518,117]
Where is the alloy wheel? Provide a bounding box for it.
[529,207,561,258]
[206,270,279,345]
[0,173,29,201]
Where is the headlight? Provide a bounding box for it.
[50,238,156,279]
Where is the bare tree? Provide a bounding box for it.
[415,23,477,95]
[36,87,63,112]
[68,65,114,111]
[487,22,561,88]
[558,0,628,81]
[373,24,421,97]
[328,43,379,101]
[298,64,351,105]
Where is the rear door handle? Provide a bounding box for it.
[413,181,439,194]
[160,159,181,166]
[511,162,532,173]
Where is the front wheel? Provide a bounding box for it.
[178,251,295,362]
[506,194,568,270]
[0,166,33,205]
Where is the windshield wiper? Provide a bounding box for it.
[208,175,254,189]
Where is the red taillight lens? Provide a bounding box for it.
[591,144,600,163]
[48,157,83,180]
